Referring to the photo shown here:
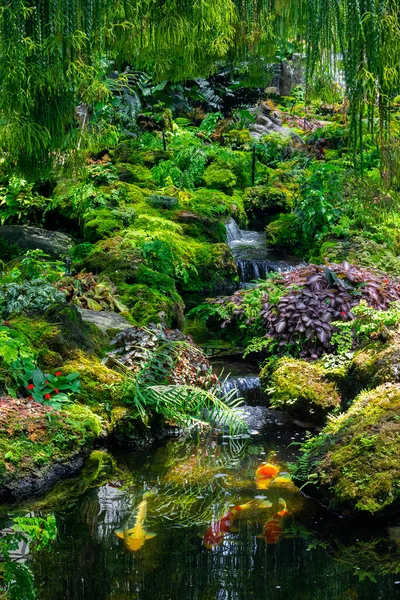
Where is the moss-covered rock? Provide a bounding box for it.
[62,351,124,408]
[350,341,400,390]
[263,357,341,421]
[294,383,400,514]
[115,163,154,186]
[110,406,166,447]
[312,236,400,276]
[0,398,102,499]
[10,305,108,361]
[119,283,185,328]
[113,142,171,166]
[265,213,302,252]
[244,184,292,227]
[81,208,124,242]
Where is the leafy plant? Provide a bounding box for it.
[0,280,65,318]
[0,177,48,226]
[294,164,346,240]
[0,515,57,600]
[194,262,400,359]
[19,365,80,409]
[56,273,127,313]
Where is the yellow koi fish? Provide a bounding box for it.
[115,492,157,552]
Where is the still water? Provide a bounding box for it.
[6,431,400,600]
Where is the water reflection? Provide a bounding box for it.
[5,437,400,599]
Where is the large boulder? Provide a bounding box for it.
[260,357,340,422]
[262,357,341,422]
[350,341,400,390]
[0,225,73,257]
[294,383,400,514]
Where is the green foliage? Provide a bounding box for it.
[0,177,48,226]
[0,280,65,318]
[56,273,127,312]
[0,515,57,600]
[202,164,237,190]
[332,301,400,352]
[294,164,346,240]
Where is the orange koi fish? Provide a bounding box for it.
[255,463,279,490]
[203,499,270,550]
[263,498,288,545]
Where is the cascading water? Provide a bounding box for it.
[220,374,263,404]
[225,217,304,283]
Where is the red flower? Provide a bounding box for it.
[54,388,59,394]
[341,311,346,317]
[55,371,62,377]
[44,393,51,400]
[27,383,35,390]
[45,380,49,384]
[28,396,33,401]
[2,321,10,326]
[384,279,389,284]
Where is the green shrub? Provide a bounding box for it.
[202,164,237,190]
[0,280,65,317]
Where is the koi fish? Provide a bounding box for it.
[255,463,279,489]
[262,498,288,545]
[203,499,272,550]
[115,492,156,552]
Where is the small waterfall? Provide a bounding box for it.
[225,217,242,243]
[225,218,304,283]
[220,375,264,405]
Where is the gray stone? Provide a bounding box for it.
[0,225,73,257]
[78,308,132,331]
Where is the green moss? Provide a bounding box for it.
[0,400,102,491]
[294,383,400,513]
[62,351,124,408]
[264,357,341,421]
[312,236,400,276]
[119,283,185,328]
[82,208,124,242]
[10,306,108,360]
[113,142,171,166]
[265,213,302,252]
[244,184,292,226]
[188,188,247,226]
[134,264,177,294]
[350,341,400,390]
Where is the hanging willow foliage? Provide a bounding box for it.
[306,0,400,176]
[0,0,398,175]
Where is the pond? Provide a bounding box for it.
[4,427,400,600]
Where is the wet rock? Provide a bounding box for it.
[262,357,341,423]
[293,383,400,514]
[78,308,132,332]
[237,405,291,432]
[0,225,73,257]
[248,107,303,142]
